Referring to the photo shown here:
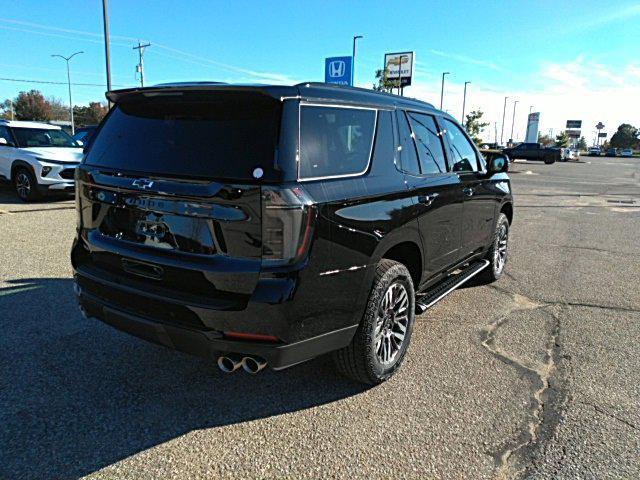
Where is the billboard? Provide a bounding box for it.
[324,56,353,85]
[566,130,581,139]
[383,52,414,87]
[598,132,607,138]
[525,112,540,143]
[566,120,582,129]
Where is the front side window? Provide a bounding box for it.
[12,128,78,148]
[443,118,479,172]
[407,112,447,174]
[299,105,376,179]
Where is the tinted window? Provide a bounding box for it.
[443,118,478,172]
[85,93,281,180]
[12,128,78,148]
[397,111,420,175]
[407,113,447,174]
[299,106,376,179]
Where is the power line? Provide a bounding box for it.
[0,77,125,87]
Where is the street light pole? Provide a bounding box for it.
[102,0,112,107]
[351,35,363,87]
[510,100,519,144]
[461,81,470,126]
[529,105,534,114]
[500,96,509,146]
[51,51,84,135]
[440,72,450,110]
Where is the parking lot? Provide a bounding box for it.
[1,157,639,479]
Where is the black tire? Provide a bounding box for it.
[332,259,415,385]
[544,154,555,164]
[13,167,40,202]
[481,213,510,283]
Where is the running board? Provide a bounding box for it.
[415,260,490,313]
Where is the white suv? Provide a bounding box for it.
[0,120,83,201]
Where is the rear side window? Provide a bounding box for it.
[397,111,420,175]
[443,118,479,172]
[299,105,376,180]
[85,93,281,180]
[407,113,447,174]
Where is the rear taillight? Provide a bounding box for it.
[261,186,316,266]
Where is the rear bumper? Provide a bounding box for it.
[76,280,358,370]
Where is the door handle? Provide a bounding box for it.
[418,193,439,206]
[463,187,475,196]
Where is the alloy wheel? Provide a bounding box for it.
[16,173,31,199]
[494,224,508,274]
[374,282,409,365]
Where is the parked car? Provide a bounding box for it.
[72,82,513,385]
[588,146,601,156]
[605,148,618,157]
[0,120,82,201]
[561,148,579,161]
[502,142,561,164]
[72,125,97,145]
[619,148,634,157]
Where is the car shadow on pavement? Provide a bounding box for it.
[0,278,367,479]
[0,184,73,206]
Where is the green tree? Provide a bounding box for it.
[73,102,108,126]
[555,131,570,148]
[538,134,554,147]
[464,110,489,146]
[13,90,53,121]
[373,68,398,92]
[576,136,587,151]
[0,99,13,120]
[609,123,639,149]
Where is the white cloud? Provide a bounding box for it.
[395,57,640,144]
[428,49,504,72]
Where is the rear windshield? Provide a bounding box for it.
[85,92,281,180]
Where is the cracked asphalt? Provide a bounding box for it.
[1,156,639,479]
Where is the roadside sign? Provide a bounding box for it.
[525,112,540,143]
[324,56,353,85]
[598,132,607,138]
[566,120,582,129]
[383,52,414,87]
[596,122,605,130]
[566,130,581,139]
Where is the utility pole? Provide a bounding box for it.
[102,0,112,107]
[133,41,152,87]
[510,100,519,144]
[529,105,534,114]
[351,35,363,87]
[500,96,509,146]
[440,72,450,110]
[9,100,14,120]
[51,51,84,135]
[461,81,470,126]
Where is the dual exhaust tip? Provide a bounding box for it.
[217,354,267,374]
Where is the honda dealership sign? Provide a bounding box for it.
[324,56,353,85]
[383,52,414,87]
[525,112,540,143]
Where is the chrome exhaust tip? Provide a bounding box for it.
[241,356,268,374]
[217,354,243,373]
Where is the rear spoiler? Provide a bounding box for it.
[106,83,297,104]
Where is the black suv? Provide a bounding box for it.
[72,82,513,384]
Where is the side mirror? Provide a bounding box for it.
[75,140,84,147]
[0,137,9,146]
[486,153,509,174]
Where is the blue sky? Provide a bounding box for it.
[1,1,639,141]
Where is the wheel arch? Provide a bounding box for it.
[11,160,36,180]
[380,240,422,288]
[500,202,513,225]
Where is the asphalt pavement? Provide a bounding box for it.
[1,156,639,479]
